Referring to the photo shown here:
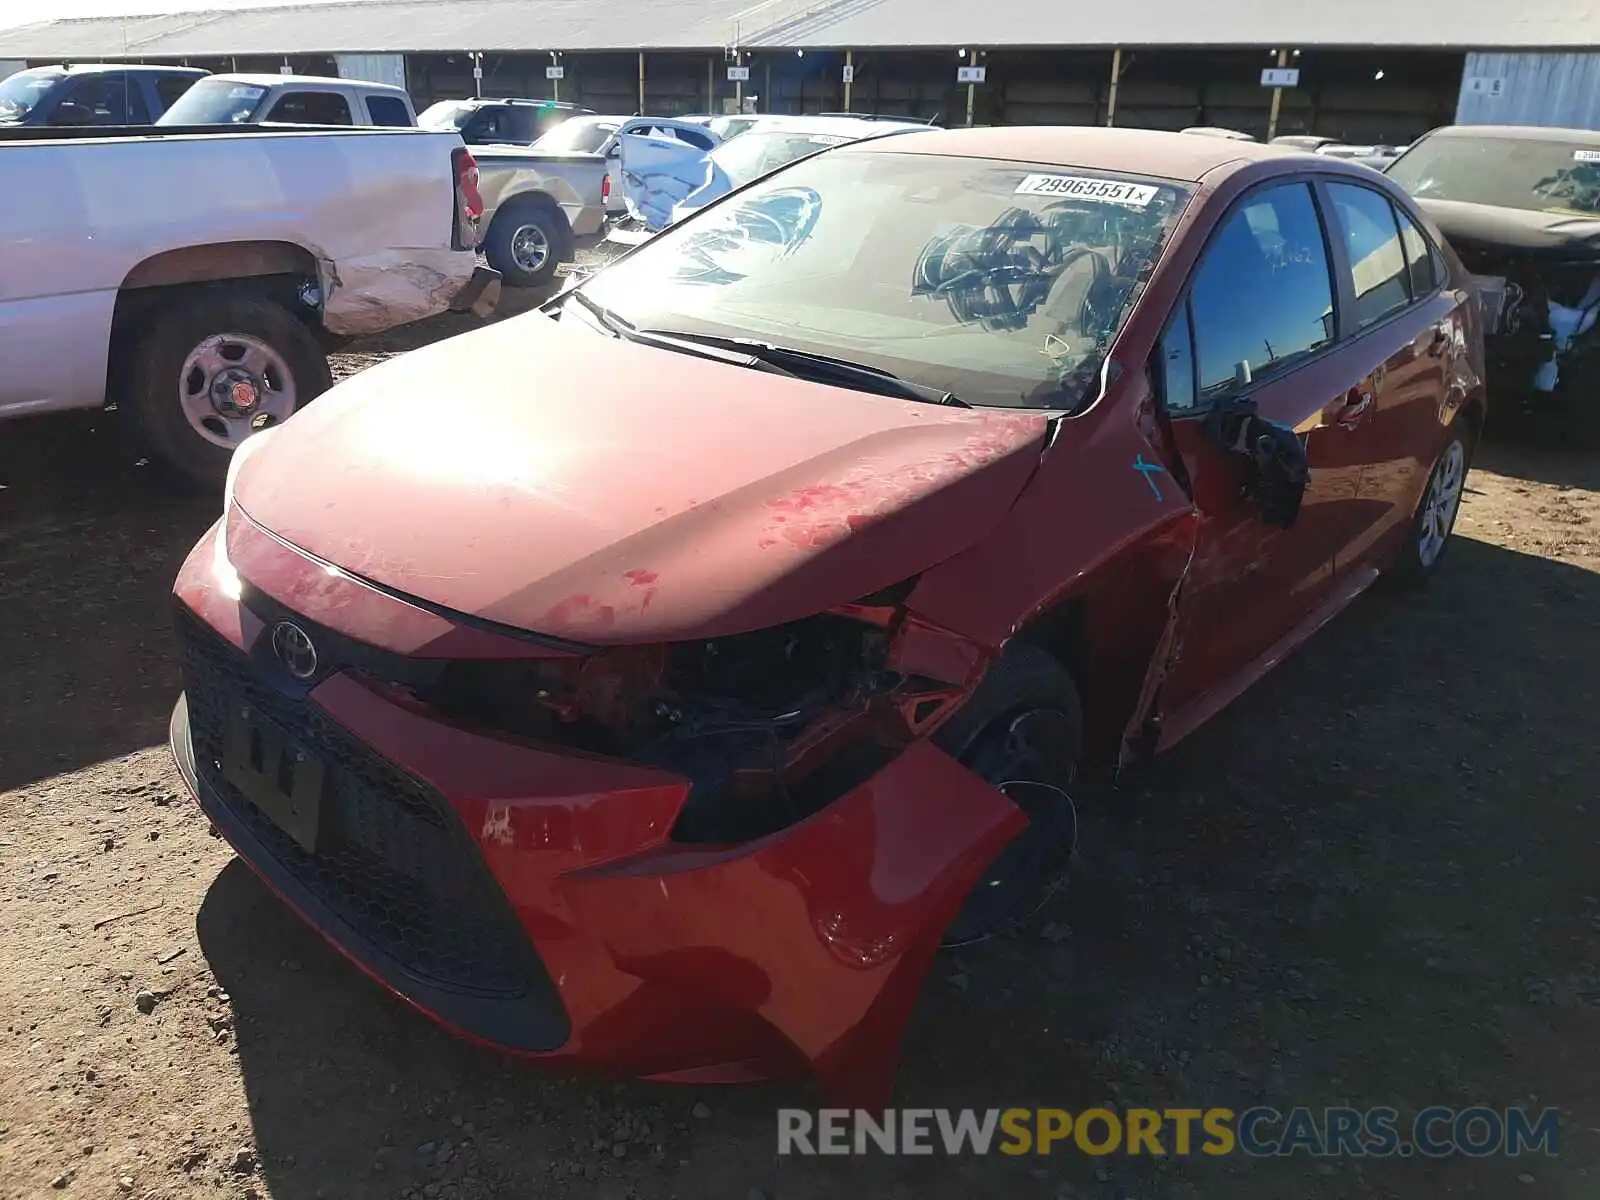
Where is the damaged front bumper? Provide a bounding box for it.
[167,523,1025,1104]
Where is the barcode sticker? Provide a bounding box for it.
[1015,174,1159,207]
[1574,150,1600,162]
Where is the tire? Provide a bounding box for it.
[935,642,1084,948]
[1389,422,1475,586]
[123,292,331,491]
[484,197,567,288]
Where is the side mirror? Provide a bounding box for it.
[1204,397,1310,528]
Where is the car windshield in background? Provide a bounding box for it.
[578,150,1191,410]
[710,130,863,188]
[417,100,476,131]
[532,118,620,154]
[156,78,266,125]
[0,69,64,123]
[1387,134,1600,216]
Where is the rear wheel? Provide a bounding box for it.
[935,644,1083,948]
[1391,423,1473,585]
[485,198,567,287]
[123,293,331,490]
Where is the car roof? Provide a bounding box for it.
[459,97,591,110]
[43,63,205,77]
[215,73,407,93]
[847,125,1304,182]
[1423,124,1600,144]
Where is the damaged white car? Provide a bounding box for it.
[604,114,931,251]
[1388,124,1600,427]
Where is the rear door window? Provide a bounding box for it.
[1395,207,1438,298]
[61,73,133,124]
[266,90,354,125]
[1325,181,1412,329]
[1188,182,1337,401]
[154,74,197,113]
[365,95,412,126]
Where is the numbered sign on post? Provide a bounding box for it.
[957,65,986,84]
[1260,67,1300,87]
[1464,76,1505,97]
[546,65,565,80]
[842,64,854,84]
[727,65,751,82]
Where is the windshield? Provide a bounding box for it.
[156,78,266,125]
[533,118,620,154]
[1387,134,1600,216]
[709,129,870,189]
[0,68,65,123]
[418,100,476,131]
[578,150,1191,410]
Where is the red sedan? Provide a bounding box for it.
[169,127,1485,1105]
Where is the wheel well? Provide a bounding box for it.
[107,272,324,410]
[491,192,574,256]
[1012,599,1090,711]
[119,241,319,292]
[1460,395,1487,443]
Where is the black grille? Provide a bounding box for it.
[176,608,554,1010]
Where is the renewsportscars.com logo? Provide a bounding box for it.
[777,1106,1560,1158]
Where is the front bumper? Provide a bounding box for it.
[169,522,1024,1102]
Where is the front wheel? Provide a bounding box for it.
[935,643,1083,948]
[1391,427,1472,584]
[124,293,331,490]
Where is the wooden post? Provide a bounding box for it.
[735,51,743,111]
[551,54,561,103]
[1266,47,1289,139]
[965,49,977,127]
[707,56,714,112]
[765,59,773,113]
[844,49,853,112]
[637,50,645,114]
[1106,47,1122,126]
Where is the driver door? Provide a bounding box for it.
[1151,180,1373,745]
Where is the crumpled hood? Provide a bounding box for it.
[235,313,1050,645]
[618,131,713,230]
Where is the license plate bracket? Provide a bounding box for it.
[223,703,327,854]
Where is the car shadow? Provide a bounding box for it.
[193,533,1599,1198]
[1476,437,1600,492]
[0,410,216,792]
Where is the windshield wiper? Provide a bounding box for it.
[565,292,795,376]
[635,328,971,407]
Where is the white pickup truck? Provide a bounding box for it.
[0,123,497,486]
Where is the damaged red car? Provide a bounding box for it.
[169,127,1486,1105]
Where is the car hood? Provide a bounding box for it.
[1418,197,1600,259]
[234,314,1050,645]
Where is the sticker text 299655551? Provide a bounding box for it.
[1015,174,1160,207]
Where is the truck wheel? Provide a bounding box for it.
[485,198,566,287]
[125,294,331,490]
[935,643,1083,948]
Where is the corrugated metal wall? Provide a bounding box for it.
[1457,51,1600,128]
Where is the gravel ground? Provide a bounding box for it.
[1,297,1597,1200]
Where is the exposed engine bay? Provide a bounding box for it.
[407,609,963,844]
[1461,245,1600,401]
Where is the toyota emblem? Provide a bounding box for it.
[271,621,319,680]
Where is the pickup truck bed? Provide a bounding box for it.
[0,123,497,485]
[473,147,610,287]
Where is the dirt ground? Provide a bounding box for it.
[1,297,1597,1200]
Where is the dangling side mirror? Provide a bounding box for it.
[1203,396,1310,529]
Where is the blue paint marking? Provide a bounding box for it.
[1132,453,1166,501]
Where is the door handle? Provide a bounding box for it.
[1335,385,1373,430]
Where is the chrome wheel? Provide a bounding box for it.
[178,332,297,449]
[509,222,551,274]
[1417,438,1466,568]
